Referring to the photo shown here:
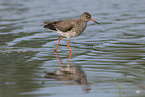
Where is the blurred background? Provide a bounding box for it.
[0,0,145,97]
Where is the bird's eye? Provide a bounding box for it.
[86,16,90,18]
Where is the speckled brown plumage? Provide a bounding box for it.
[43,12,99,51]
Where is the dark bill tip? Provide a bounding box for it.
[94,20,100,24]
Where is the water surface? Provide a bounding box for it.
[0,0,145,97]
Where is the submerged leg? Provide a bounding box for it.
[67,37,73,52]
[54,36,64,51]
[67,51,73,68]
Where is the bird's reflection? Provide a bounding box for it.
[45,51,91,93]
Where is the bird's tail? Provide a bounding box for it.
[43,23,57,31]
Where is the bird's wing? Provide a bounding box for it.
[43,21,59,31]
[54,19,74,32]
[44,19,78,32]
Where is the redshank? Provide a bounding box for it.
[44,12,99,52]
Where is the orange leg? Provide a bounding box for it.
[54,36,64,51]
[54,50,63,65]
[67,37,73,52]
[67,51,73,68]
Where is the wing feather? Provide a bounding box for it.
[44,19,78,32]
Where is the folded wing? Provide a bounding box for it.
[44,19,75,32]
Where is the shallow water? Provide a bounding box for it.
[0,0,145,97]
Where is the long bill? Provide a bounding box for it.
[90,18,100,24]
